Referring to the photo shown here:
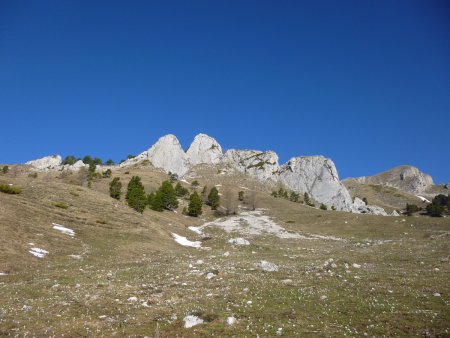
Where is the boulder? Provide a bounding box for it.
[186,133,223,166]
[351,197,388,216]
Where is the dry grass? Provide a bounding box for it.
[0,163,449,336]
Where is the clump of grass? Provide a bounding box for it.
[28,172,38,178]
[53,202,69,209]
[0,184,21,194]
[96,219,107,224]
[285,220,295,224]
[70,191,79,197]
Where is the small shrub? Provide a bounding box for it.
[405,204,420,216]
[70,191,79,197]
[53,202,69,209]
[175,182,189,197]
[109,177,122,200]
[102,169,112,178]
[2,166,9,174]
[238,191,244,201]
[28,172,38,178]
[362,197,368,205]
[0,184,21,194]
[96,219,107,224]
[191,180,199,188]
[320,203,327,210]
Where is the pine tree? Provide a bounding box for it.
[109,177,122,200]
[159,180,178,210]
[304,192,311,205]
[148,191,164,211]
[126,176,147,213]
[188,191,203,217]
[207,187,220,210]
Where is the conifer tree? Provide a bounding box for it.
[188,191,203,217]
[207,187,220,210]
[126,176,147,213]
[109,177,122,200]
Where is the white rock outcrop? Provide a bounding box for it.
[279,156,354,211]
[26,155,62,171]
[222,149,280,182]
[351,197,388,216]
[147,134,190,177]
[186,133,223,166]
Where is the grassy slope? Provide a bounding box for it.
[0,164,449,337]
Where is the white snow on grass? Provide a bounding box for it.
[0,272,8,276]
[196,209,344,241]
[172,233,201,248]
[215,184,222,187]
[255,260,279,272]
[239,186,249,190]
[183,315,204,328]
[29,248,48,258]
[52,223,75,236]
[180,179,190,184]
[227,316,237,325]
[188,226,202,234]
[416,195,431,203]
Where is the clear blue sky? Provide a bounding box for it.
[1,1,449,182]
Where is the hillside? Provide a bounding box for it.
[0,161,449,336]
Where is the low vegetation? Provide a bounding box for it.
[0,183,21,194]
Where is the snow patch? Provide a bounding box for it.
[184,315,204,328]
[416,195,431,203]
[0,272,8,276]
[172,233,201,248]
[52,223,75,236]
[188,226,202,235]
[29,248,48,258]
[227,316,237,325]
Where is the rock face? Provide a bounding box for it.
[26,155,62,171]
[222,149,280,182]
[186,133,223,166]
[279,156,354,211]
[351,197,388,216]
[147,134,190,177]
[355,165,434,194]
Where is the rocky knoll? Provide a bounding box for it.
[355,165,434,194]
[26,155,62,171]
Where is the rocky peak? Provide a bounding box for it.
[186,133,223,166]
[279,156,353,211]
[146,134,190,177]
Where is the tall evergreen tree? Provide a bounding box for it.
[126,176,147,213]
[109,177,122,200]
[188,191,203,217]
[148,191,164,211]
[207,187,220,210]
[159,180,178,210]
[175,182,189,197]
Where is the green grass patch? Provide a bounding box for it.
[0,184,21,194]
[53,202,69,209]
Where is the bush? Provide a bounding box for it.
[109,177,122,200]
[126,176,147,213]
[188,191,203,217]
[159,180,179,210]
[63,155,77,165]
[168,171,178,183]
[191,180,199,188]
[289,191,300,202]
[0,184,21,194]
[53,202,69,209]
[28,172,38,178]
[175,182,189,197]
[207,187,220,210]
[2,166,9,174]
[238,191,244,201]
[320,203,327,210]
[426,194,449,217]
[362,197,368,205]
[102,169,112,178]
[405,204,420,216]
[105,159,115,165]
